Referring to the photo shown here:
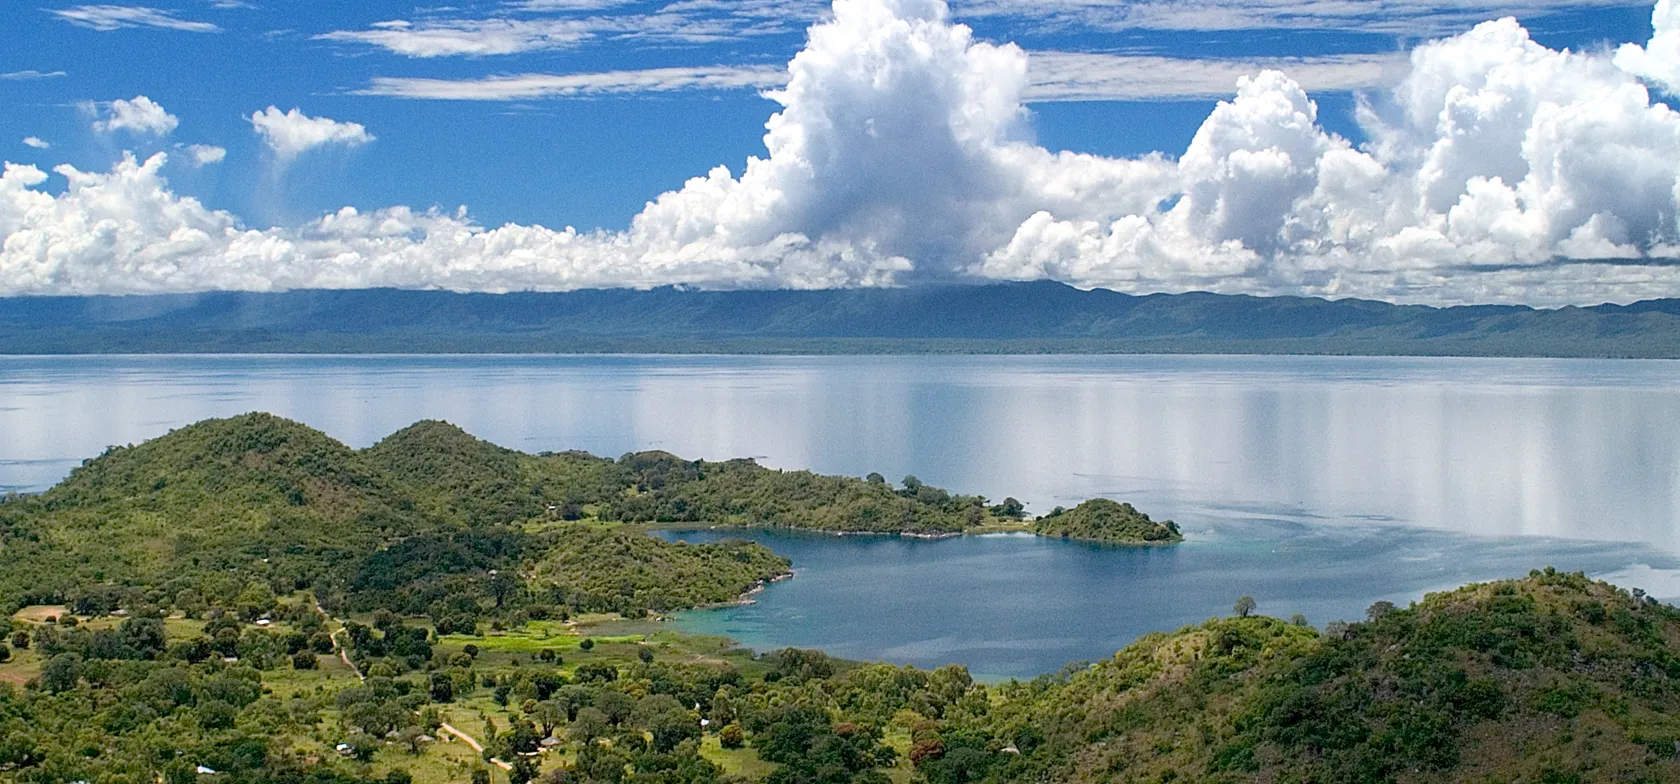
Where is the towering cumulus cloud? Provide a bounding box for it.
[6,0,1680,304]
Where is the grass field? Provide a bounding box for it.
[700,734,779,780]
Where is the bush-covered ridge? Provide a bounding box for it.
[936,569,1680,783]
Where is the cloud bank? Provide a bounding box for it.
[9,0,1680,305]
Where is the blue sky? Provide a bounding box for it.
[4,0,1680,304]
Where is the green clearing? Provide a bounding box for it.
[699,734,779,780]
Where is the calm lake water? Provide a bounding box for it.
[3,354,1679,677]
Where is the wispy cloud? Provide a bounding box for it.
[0,69,67,80]
[951,0,1632,36]
[358,65,788,99]
[49,4,222,33]
[1024,52,1408,101]
[355,51,1402,102]
[314,5,806,57]
[314,18,594,58]
[505,0,643,10]
[21,137,50,150]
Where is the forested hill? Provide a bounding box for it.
[3,282,1678,356]
[0,413,1167,615]
[948,569,1680,783]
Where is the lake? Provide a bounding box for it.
[3,354,1679,677]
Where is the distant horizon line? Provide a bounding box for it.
[1,281,1673,313]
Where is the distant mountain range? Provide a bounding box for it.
[3,282,1679,357]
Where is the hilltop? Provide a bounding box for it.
[2,282,1678,356]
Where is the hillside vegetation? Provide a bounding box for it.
[936,569,1680,783]
[0,413,1155,619]
[1034,498,1182,544]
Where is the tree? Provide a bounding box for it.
[490,572,518,610]
[1234,596,1257,618]
[9,631,26,649]
[1367,600,1396,622]
[578,638,594,651]
[720,722,745,749]
[398,726,427,754]
[1288,613,1309,627]
[430,672,455,703]
[471,771,492,784]
[595,690,635,726]
[570,707,610,742]
[865,472,886,485]
[345,733,380,762]
[41,653,81,693]
[991,497,1025,519]
[637,647,654,664]
[292,651,318,670]
[508,755,540,784]
[532,700,567,738]
[1324,620,1351,640]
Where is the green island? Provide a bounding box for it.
[0,414,1676,783]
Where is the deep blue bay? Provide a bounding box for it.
[4,353,1680,678]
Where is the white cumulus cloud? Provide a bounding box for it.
[1616,0,1680,93]
[248,107,374,161]
[185,144,226,166]
[22,137,50,150]
[10,0,1680,305]
[89,95,179,135]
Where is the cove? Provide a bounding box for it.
[660,523,1675,680]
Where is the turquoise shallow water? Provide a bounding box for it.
[3,354,1679,676]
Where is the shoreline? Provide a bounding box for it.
[661,522,1180,546]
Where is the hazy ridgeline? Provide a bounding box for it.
[4,282,1679,356]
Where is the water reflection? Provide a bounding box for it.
[2,354,1678,548]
